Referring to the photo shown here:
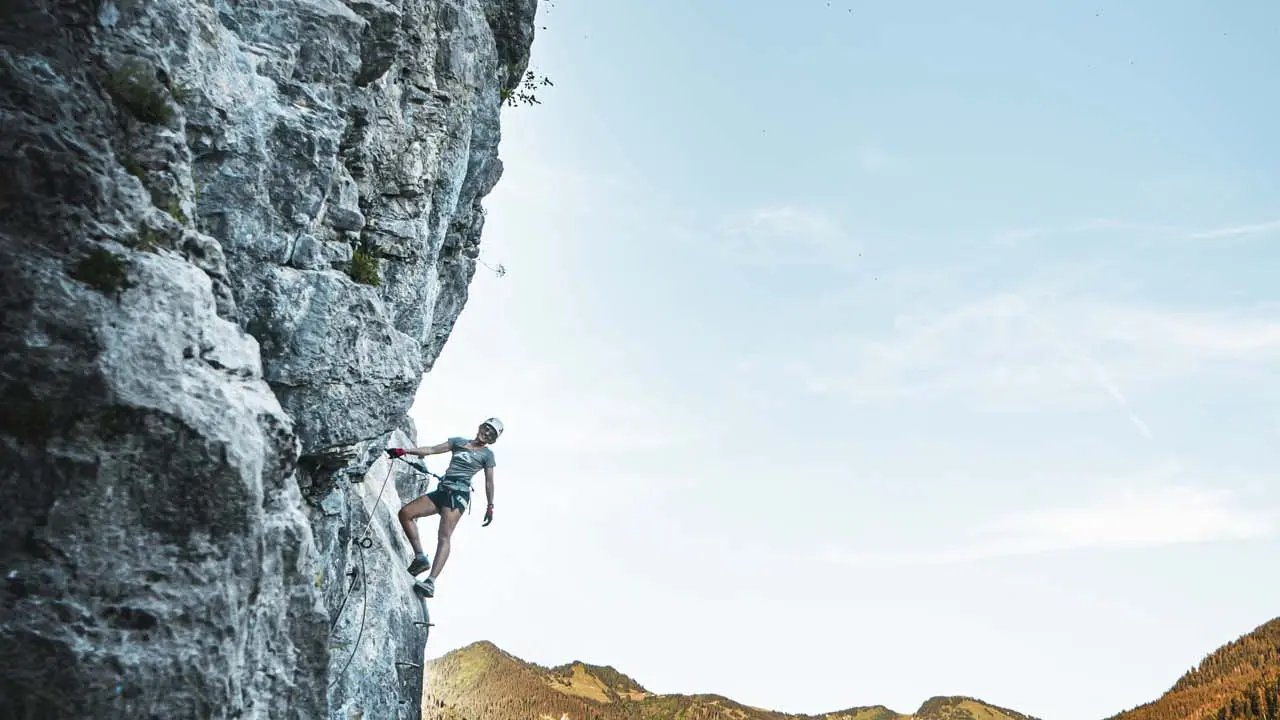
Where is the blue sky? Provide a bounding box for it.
[408,2,1280,719]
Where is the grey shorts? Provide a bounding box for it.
[426,487,470,513]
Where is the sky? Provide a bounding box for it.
[407,2,1280,719]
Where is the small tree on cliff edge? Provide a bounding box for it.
[501,69,553,107]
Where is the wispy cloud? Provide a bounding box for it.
[1082,303,1280,359]
[995,217,1280,246]
[740,205,839,240]
[772,294,1280,418]
[1020,308,1154,439]
[720,205,856,266]
[995,219,1184,247]
[825,482,1275,568]
[1187,219,1280,240]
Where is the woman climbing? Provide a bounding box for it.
[385,417,503,598]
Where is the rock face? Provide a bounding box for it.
[0,0,536,717]
[311,428,440,719]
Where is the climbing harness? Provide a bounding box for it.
[327,455,441,691]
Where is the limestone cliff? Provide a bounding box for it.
[0,0,537,717]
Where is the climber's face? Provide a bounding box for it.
[477,423,497,444]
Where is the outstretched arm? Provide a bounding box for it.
[409,441,453,456]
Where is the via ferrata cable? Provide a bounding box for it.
[327,457,438,690]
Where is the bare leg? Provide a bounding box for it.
[397,495,440,555]
[428,507,463,580]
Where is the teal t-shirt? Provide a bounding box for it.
[438,437,495,491]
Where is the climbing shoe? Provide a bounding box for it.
[407,554,430,576]
[414,577,435,598]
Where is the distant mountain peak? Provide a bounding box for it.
[915,695,1042,720]
[545,659,652,703]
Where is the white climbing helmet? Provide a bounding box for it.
[480,417,504,442]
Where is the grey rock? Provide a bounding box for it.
[0,247,328,719]
[309,432,437,719]
[326,206,367,232]
[182,0,535,450]
[349,0,404,86]
[182,229,240,317]
[324,240,356,266]
[289,233,328,270]
[322,165,368,231]
[0,0,537,717]
[245,266,424,452]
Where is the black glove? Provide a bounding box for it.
[385,448,406,458]
[482,504,494,527]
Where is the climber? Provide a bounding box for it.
[385,417,503,598]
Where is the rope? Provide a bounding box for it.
[328,462,392,632]
[358,458,399,540]
[326,456,440,691]
[327,528,367,690]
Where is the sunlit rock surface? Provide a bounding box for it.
[0,0,535,716]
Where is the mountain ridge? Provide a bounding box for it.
[423,616,1280,720]
[422,640,1041,720]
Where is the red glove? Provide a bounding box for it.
[482,504,494,527]
[385,448,406,458]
